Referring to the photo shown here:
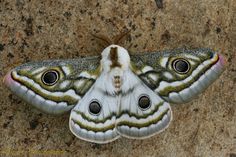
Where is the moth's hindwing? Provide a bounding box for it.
[69,72,120,143]
[131,48,225,104]
[4,57,101,114]
[116,72,172,139]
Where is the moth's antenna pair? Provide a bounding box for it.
[91,30,131,48]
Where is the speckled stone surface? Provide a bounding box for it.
[0,0,235,156]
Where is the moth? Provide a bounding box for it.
[3,44,225,144]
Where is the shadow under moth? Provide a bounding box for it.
[3,44,225,143]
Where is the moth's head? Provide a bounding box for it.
[148,48,226,104]
[3,61,81,114]
[101,45,130,72]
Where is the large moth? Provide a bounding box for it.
[3,45,225,143]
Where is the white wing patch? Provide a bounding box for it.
[160,57,168,68]
[142,66,153,73]
[79,71,97,79]
[59,80,71,89]
[61,66,72,75]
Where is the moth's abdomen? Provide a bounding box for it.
[114,75,121,91]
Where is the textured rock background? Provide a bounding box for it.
[0,0,235,156]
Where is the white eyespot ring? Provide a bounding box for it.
[41,70,59,86]
[172,58,191,74]
[138,94,151,111]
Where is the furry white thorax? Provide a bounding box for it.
[97,45,135,94]
[101,45,131,71]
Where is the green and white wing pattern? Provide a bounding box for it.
[3,56,101,114]
[69,69,172,143]
[69,72,120,143]
[131,48,225,104]
[116,72,172,139]
[4,45,225,144]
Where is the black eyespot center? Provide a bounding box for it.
[209,52,214,59]
[89,100,102,115]
[42,70,59,85]
[138,95,151,110]
[173,58,190,74]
